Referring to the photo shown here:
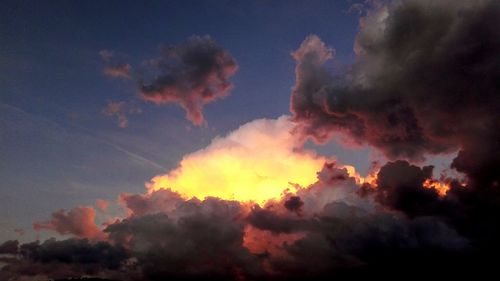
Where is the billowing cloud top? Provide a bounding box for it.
[148,116,326,202]
[291,0,500,174]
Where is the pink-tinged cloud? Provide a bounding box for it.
[291,0,500,171]
[103,64,132,79]
[139,35,238,125]
[119,189,183,217]
[14,228,24,236]
[102,100,142,128]
[99,49,132,79]
[95,199,110,212]
[33,206,104,240]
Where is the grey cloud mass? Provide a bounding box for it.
[291,0,500,169]
[139,35,238,125]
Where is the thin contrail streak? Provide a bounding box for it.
[1,102,168,172]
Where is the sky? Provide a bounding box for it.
[0,0,372,242]
[1,0,499,280]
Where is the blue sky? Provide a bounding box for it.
[0,0,380,241]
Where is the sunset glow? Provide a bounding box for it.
[343,164,379,186]
[423,179,451,197]
[148,116,326,203]
[3,1,498,279]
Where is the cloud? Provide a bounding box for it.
[99,49,132,79]
[283,196,303,213]
[33,206,104,240]
[95,199,110,212]
[102,100,142,128]
[106,197,264,281]
[286,2,500,263]
[147,116,327,203]
[3,1,500,280]
[1,159,496,280]
[371,160,440,217]
[119,188,184,217]
[290,0,500,178]
[0,240,18,254]
[0,238,128,281]
[139,35,238,125]
[245,162,470,278]
[100,36,237,126]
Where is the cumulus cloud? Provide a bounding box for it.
[139,35,238,125]
[33,206,104,240]
[291,0,500,176]
[106,197,264,281]
[148,116,327,203]
[288,2,500,266]
[119,188,184,217]
[100,36,237,126]
[371,160,440,217]
[245,162,471,278]
[285,3,500,273]
[3,1,500,280]
[2,159,497,280]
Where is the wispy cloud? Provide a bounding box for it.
[99,49,132,79]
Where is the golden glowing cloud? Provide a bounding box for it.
[343,165,379,186]
[423,179,450,197]
[148,116,326,203]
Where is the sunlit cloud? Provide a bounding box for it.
[148,116,326,203]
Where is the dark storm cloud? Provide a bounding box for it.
[105,197,263,281]
[0,161,497,280]
[291,0,500,173]
[19,239,127,269]
[0,238,128,281]
[247,207,305,234]
[1,196,263,281]
[139,35,238,125]
[283,196,304,213]
[288,1,500,273]
[372,160,440,217]
[246,163,470,279]
[0,240,18,254]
